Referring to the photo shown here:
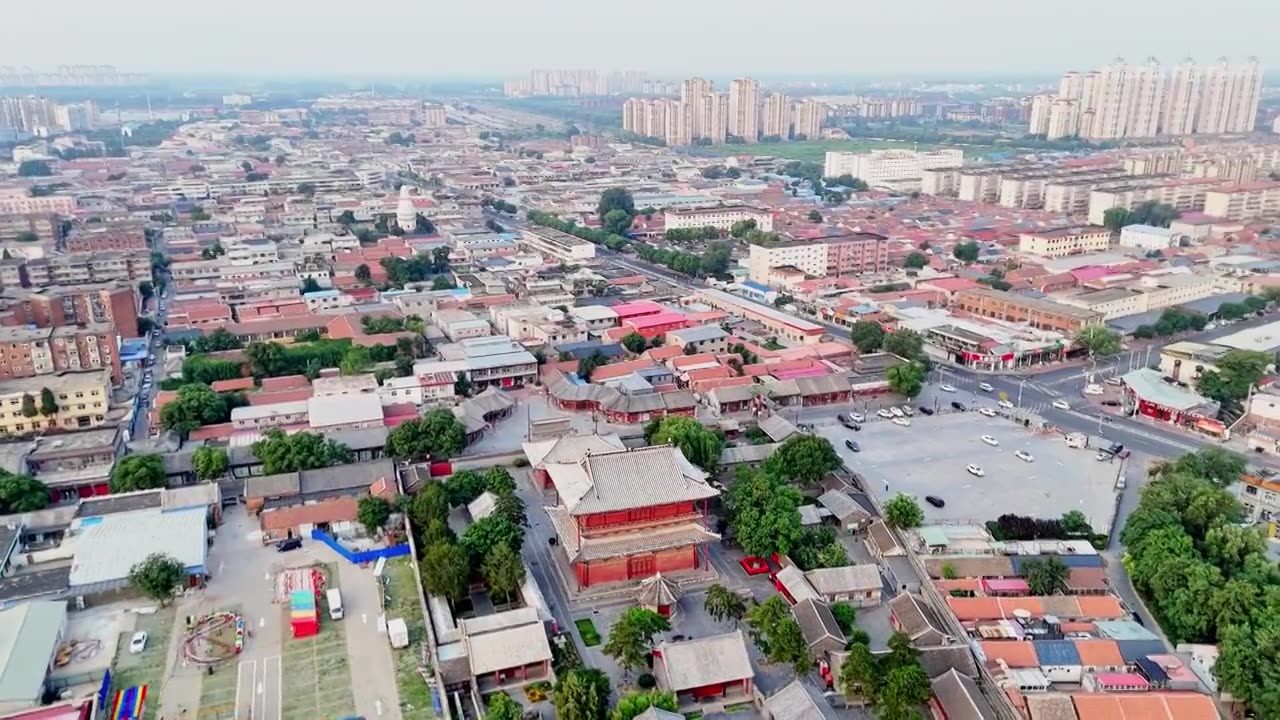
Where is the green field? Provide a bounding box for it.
[688,138,1000,163]
[109,607,178,720]
[384,556,438,718]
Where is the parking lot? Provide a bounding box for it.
[819,411,1122,533]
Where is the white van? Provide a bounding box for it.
[326,588,344,620]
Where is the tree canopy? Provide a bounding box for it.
[110,454,168,493]
[746,596,811,672]
[0,470,49,514]
[646,416,725,473]
[251,428,353,474]
[192,446,229,481]
[611,691,678,720]
[128,553,186,605]
[849,320,886,353]
[419,542,470,601]
[554,668,611,720]
[1074,326,1122,357]
[902,252,928,269]
[762,435,841,485]
[357,496,393,535]
[386,410,468,461]
[883,329,925,361]
[603,607,670,678]
[952,240,980,263]
[886,362,925,398]
[726,468,803,558]
[1197,350,1271,420]
[884,493,924,529]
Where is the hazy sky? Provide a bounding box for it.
[5,0,1275,79]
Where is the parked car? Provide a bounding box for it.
[845,439,860,452]
[276,537,303,552]
[1096,451,1114,462]
[978,382,994,392]
[1052,399,1071,410]
[918,406,934,415]
[838,414,859,430]
[951,401,967,411]
[1101,399,1122,407]
[966,464,985,477]
[978,407,997,417]
[997,399,1014,409]
[1116,476,1127,490]
[900,406,914,416]
[1105,377,1122,387]
[129,631,148,654]
[848,412,865,423]
[939,384,958,393]
[1015,450,1035,462]
[889,406,905,418]
[877,408,894,419]
[925,495,946,508]
[1084,384,1104,395]
[891,417,911,427]
[980,435,999,446]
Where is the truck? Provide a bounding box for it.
[1065,432,1089,449]
[326,588,344,621]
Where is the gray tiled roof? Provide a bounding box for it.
[548,445,718,516]
[656,631,754,692]
[793,599,845,649]
[762,680,838,720]
[757,414,798,442]
[929,669,996,720]
[806,564,881,595]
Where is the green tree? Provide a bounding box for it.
[879,663,932,719]
[110,454,168,493]
[160,383,231,435]
[621,332,648,354]
[830,602,857,634]
[1197,351,1271,420]
[482,467,517,495]
[182,356,242,385]
[648,415,725,473]
[444,471,486,507]
[189,329,244,354]
[746,596,811,672]
[603,208,633,235]
[807,209,823,223]
[20,393,37,418]
[301,277,322,293]
[763,435,841,485]
[577,350,608,381]
[408,483,449,530]
[419,542,470,602]
[493,492,528,528]
[952,240,980,263]
[128,553,186,605]
[883,329,924,361]
[414,213,436,234]
[191,446,229,481]
[1103,207,1136,231]
[0,471,49,514]
[554,668,611,720]
[357,496,393,535]
[17,160,52,177]
[1060,510,1091,534]
[884,493,924,529]
[611,691,678,720]
[459,516,524,565]
[481,542,526,602]
[386,410,468,461]
[703,583,746,625]
[818,542,851,568]
[902,252,928,269]
[38,387,58,416]
[729,219,757,238]
[1074,326,1122,357]
[886,362,925,398]
[603,607,670,678]
[726,470,803,558]
[1022,556,1070,595]
[483,692,523,720]
[251,428,352,474]
[849,320,886,353]
[354,264,372,284]
[839,642,879,699]
[597,188,635,225]
[1165,447,1248,488]
[339,345,373,375]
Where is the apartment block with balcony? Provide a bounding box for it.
[1202,181,1280,221]
[0,324,121,385]
[0,368,112,435]
[0,283,140,338]
[1086,178,1220,225]
[1017,226,1113,258]
[663,206,773,233]
[64,224,148,253]
[747,234,888,284]
[21,250,152,288]
[518,227,597,262]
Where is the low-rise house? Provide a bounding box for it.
[0,600,67,714]
[889,592,952,647]
[793,598,846,658]
[761,680,838,720]
[66,506,208,597]
[246,459,397,541]
[815,489,872,532]
[927,668,996,720]
[805,564,882,607]
[653,631,757,711]
[668,325,729,355]
[458,607,554,691]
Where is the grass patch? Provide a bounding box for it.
[194,605,243,720]
[574,618,602,647]
[109,606,178,720]
[384,556,437,717]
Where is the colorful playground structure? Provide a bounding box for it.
[180,611,245,665]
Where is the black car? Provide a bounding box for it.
[838,414,858,430]
[925,495,945,508]
[848,422,861,432]
[845,439,861,452]
[918,406,934,416]
[275,537,302,552]
[951,401,967,411]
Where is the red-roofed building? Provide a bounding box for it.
[211,377,256,393]
[624,312,690,339]
[237,298,310,321]
[611,300,665,321]
[261,375,311,391]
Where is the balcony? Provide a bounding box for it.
[578,510,707,538]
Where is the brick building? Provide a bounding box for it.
[22,250,151,287]
[951,288,1103,334]
[543,445,720,589]
[0,324,121,385]
[64,224,148,253]
[0,283,140,337]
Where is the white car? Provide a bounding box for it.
[1083,384,1104,395]
[848,412,865,423]
[900,406,914,416]
[891,417,912,427]
[1116,476,1127,489]
[889,406,905,418]
[978,407,998,417]
[997,400,1014,409]
[978,382,994,392]
[966,464,986,477]
[1015,450,1035,462]
[1052,399,1071,410]
[939,384,957,393]
[980,435,999,446]
[129,631,148,654]
[877,408,894,419]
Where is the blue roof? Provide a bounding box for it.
[1115,639,1167,663]
[1033,640,1081,666]
[1010,554,1103,572]
[742,281,770,292]
[1134,656,1169,682]
[1181,292,1251,315]
[304,289,339,298]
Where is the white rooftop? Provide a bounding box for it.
[308,393,383,429]
[68,507,207,591]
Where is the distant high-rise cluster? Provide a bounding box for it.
[621,77,826,146]
[1028,57,1263,141]
[0,96,97,135]
[503,69,647,97]
[0,65,145,87]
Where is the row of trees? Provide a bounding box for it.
[1117,448,1276,715]
[527,209,629,252]
[631,240,732,278]
[1130,306,1208,339]
[385,410,468,462]
[839,632,932,719]
[1103,201,1180,231]
[17,388,60,419]
[1196,350,1271,420]
[380,248,451,287]
[159,383,245,436]
[250,428,353,474]
[663,225,720,243]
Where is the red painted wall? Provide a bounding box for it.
[580,501,696,531]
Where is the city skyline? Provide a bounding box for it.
[2,0,1278,78]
